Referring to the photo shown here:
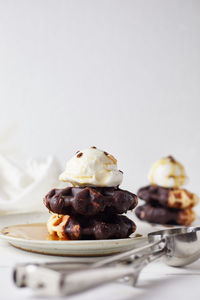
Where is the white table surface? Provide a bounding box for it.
[1,237,200,300]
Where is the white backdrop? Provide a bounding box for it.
[0,0,199,196]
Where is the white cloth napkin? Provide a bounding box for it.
[0,154,61,214]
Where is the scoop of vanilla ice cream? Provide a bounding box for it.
[147,156,187,188]
[59,147,123,187]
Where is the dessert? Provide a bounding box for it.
[135,156,199,226]
[136,204,195,226]
[44,186,137,216]
[47,213,136,240]
[44,147,138,240]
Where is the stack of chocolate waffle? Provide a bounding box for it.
[135,185,198,226]
[44,186,138,240]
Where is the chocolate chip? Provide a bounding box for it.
[104,151,108,156]
[90,146,97,149]
[119,170,123,174]
[167,155,176,163]
[77,152,83,158]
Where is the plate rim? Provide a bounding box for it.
[0,211,147,246]
[0,229,147,245]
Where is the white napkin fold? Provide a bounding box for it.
[0,155,61,214]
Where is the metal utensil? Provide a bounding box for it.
[13,226,200,297]
[94,226,200,268]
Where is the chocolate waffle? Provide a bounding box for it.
[138,185,198,209]
[44,186,138,216]
[135,203,195,226]
[47,213,136,240]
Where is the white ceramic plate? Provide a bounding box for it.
[1,212,198,256]
[0,212,149,256]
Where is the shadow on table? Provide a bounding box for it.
[123,262,200,300]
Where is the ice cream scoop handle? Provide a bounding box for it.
[92,238,166,268]
[62,248,165,296]
[13,247,165,297]
[62,266,137,296]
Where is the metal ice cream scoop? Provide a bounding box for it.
[94,226,200,268]
[13,226,200,297]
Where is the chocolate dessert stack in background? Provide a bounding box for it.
[44,147,138,240]
[136,156,199,226]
